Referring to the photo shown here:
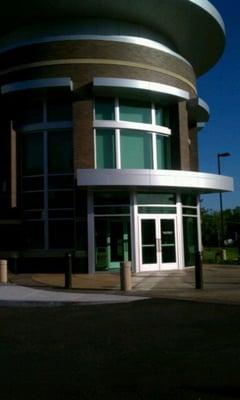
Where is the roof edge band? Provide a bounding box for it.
[93,77,190,103]
[1,77,73,95]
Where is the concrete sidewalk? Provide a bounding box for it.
[0,284,146,305]
[3,264,240,305]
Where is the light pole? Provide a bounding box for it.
[217,152,230,252]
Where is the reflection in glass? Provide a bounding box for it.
[161,219,176,263]
[119,98,151,123]
[141,219,157,264]
[22,133,43,175]
[48,130,73,174]
[121,130,152,169]
[95,97,115,120]
[96,129,116,168]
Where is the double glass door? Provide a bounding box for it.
[139,215,177,271]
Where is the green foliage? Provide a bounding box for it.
[201,206,240,247]
[202,247,239,264]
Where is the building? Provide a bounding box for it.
[0,0,233,272]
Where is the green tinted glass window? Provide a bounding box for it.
[96,129,116,168]
[120,130,152,169]
[155,106,169,127]
[95,97,115,120]
[137,193,176,205]
[94,191,130,205]
[183,216,198,266]
[47,97,72,122]
[119,99,151,123]
[183,207,197,215]
[48,130,73,174]
[157,135,171,169]
[138,206,176,214]
[22,133,43,175]
[182,194,197,206]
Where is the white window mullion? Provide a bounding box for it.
[152,132,157,170]
[93,128,97,168]
[116,128,121,169]
[151,102,155,125]
[115,97,120,122]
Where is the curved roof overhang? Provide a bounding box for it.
[0,0,225,76]
[77,169,234,194]
[93,77,190,104]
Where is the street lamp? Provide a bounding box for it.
[217,152,230,251]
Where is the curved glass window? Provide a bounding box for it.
[22,133,43,175]
[120,130,153,169]
[96,129,116,168]
[17,97,74,250]
[48,130,73,174]
[155,106,169,127]
[94,97,172,170]
[157,135,171,169]
[95,97,115,120]
[119,98,151,124]
[15,98,43,127]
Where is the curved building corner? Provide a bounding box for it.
[0,0,233,273]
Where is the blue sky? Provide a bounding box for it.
[197,0,240,211]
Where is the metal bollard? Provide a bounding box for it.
[120,261,132,291]
[65,253,72,289]
[0,259,8,283]
[195,251,203,290]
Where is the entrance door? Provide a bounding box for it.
[95,218,130,271]
[139,215,177,271]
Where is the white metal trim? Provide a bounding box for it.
[94,77,190,101]
[77,169,234,193]
[93,120,171,136]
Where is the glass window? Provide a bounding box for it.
[48,190,74,209]
[23,221,44,249]
[138,206,176,214]
[157,135,171,169]
[96,129,116,168]
[22,192,44,210]
[94,191,130,205]
[182,194,197,206]
[47,97,72,121]
[48,130,73,174]
[141,219,157,264]
[94,206,130,215]
[15,99,43,126]
[161,219,176,263]
[49,220,74,249]
[48,209,74,219]
[119,99,151,124]
[120,130,152,169]
[183,207,197,216]
[76,190,87,217]
[23,210,44,220]
[136,193,176,205]
[183,216,198,266]
[48,175,74,189]
[22,133,43,175]
[22,176,44,191]
[95,97,115,120]
[155,106,169,127]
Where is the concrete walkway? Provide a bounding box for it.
[2,264,240,305]
[0,284,146,305]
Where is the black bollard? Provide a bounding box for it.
[65,252,72,289]
[195,251,203,289]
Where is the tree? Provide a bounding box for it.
[201,206,240,247]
